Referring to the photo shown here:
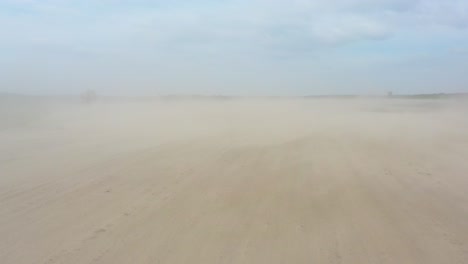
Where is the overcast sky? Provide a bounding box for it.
[1,0,467,96]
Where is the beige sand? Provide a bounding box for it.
[1,98,468,263]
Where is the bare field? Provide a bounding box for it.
[1,98,468,263]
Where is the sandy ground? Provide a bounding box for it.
[1,98,468,263]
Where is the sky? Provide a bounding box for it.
[0,0,467,96]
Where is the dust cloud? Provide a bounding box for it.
[1,96,468,263]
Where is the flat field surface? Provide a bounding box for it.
[1,98,468,263]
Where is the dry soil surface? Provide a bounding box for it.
[1,98,468,263]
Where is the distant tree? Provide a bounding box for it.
[387,91,393,97]
[81,90,97,104]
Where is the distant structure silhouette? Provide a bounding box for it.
[387,91,393,97]
[81,90,97,104]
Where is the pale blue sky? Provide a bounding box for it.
[1,0,467,96]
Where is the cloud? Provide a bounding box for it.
[0,1,387,51]
[1,0,468,95]
[308,15,390,44]
[2,0,467,56]
[1,0,467,58]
